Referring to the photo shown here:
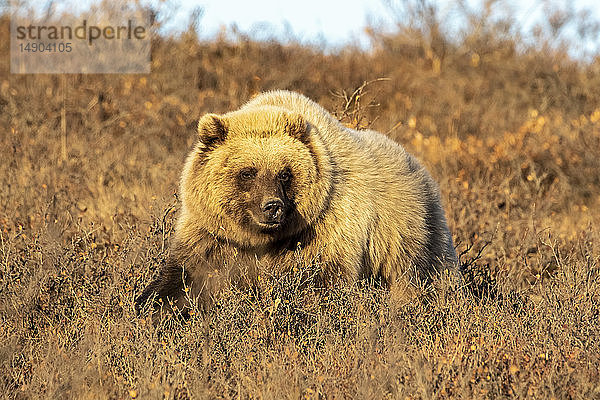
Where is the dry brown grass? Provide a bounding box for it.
[1,3,600,398]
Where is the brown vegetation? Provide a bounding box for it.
[1,3,599,398]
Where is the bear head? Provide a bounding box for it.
[179,106,333,249]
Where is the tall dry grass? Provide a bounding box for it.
[1,2,599,398]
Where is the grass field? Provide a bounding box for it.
[1,3,600,399]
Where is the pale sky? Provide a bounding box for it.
[164,0,600,56]
[167,0,396,46]
[17,0,600,57]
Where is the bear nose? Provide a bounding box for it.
[261,198,284,220]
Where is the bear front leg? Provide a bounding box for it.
[135,258,189,319]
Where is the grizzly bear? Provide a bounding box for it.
[136,90,457,314]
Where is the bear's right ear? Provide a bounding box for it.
[197,113,228,149]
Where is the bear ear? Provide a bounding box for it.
[284,113,310,144]
[197,113,228,148]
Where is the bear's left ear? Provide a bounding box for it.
[284,113,310,144]
[197,113,228,149]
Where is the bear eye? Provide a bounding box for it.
[278,170,292,183]
[239,168,257,180]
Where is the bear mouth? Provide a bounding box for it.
[255,220,283,231]
[249,212,286,233]
[258,221,281,229]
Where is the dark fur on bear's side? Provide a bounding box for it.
[136,91,457,317]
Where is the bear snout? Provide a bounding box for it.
[260,198,285,223]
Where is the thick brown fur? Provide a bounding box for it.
[136,91,457,315]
